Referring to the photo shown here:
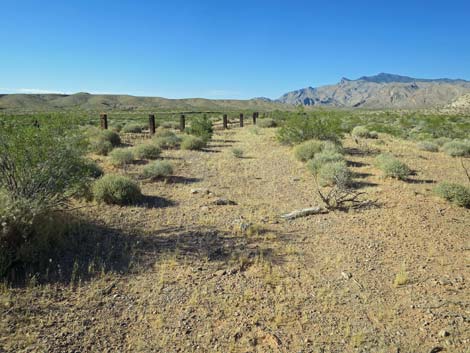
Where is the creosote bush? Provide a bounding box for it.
[181,135,206,150]
[99,130,121,147]
[91,139,113,156]
[442,140,470,157]
[121,124,143,133]
[375,153,411,180]
[434,182,470,208]
[187,115,213,142]
[294,140,324,162]
[316,161,352,187]
[133,144,161,160]
[416,141,439,152]
[109,148,134,167]
[142,161,173,179]
[257,118,277,128]
[93,175,142,205]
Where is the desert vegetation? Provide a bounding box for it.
[0,110,468,353]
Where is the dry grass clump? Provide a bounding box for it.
[181,135,206,150]
[416,141,439,152]
[99,130,121,147]
[87,129,121,155]
[434,182,470,208]
[375,153,411,180]
[153,129,181,149]
[109,148,134,167]
[90,139,113,156]
[93,174,142,205]
[133,144,161,160]
[316,161,352,187]
[257,118,277,128]
[306,151,345,174]
[231,148,244,158]
[142,161,173,179]
[442,140,470,157]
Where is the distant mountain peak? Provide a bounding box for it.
[356,72,469,84]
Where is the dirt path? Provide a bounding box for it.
[1,126,469,353]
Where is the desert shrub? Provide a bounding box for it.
[375,153,411,180]
[351,126,376,139]
[321,140,343,154]
[109,148,134,167]
[121,124,143,133]
[434,137,452,146]
[317,161,352,187]
[442,140,470,157]
[181,135,206,150]
[142,161,173,179]
[277,113,342,145]
[153,129,181,149]
[369,131,379,139]
[133,144,161,160]
[93,175,142,205]
[307,151,345,174]
[417,141,439,152]
[232,148,244,158]
[112,123,123,132]
[257,118,277,128]
[434,182,470,208]
[294,140,324,162]
[90,139,113,156]
[84,160,104,179]
[250,127,261,135]
[161,121,179,129]
[0,116,91,277]
[187,115,213,142]
[99,130,121,147]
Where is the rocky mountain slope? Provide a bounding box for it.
[278,73,470,108]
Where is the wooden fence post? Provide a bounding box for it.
[252,112,258,125]
[100,113,108,129]
[223,114,228,129]
[149,114,156,134]
[239,113,244,127]
[180,114,185,131]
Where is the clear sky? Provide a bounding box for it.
[1,0,470,99]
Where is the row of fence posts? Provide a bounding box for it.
[99,112,259,134]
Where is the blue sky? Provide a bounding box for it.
[1,0,470,99]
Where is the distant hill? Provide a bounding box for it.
[0,93,286,112]
[278,73,470,108]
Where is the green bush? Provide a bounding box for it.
[434,182,470,208]
[93,175,142,205]
[122,124,143,133]
[161,121,179,129]
[442,140,470,157]
[306,151,345,174]
[181,135,206,150]
[294,140,324,162]
[91,139,113,156]
[317,161,352,187]
[142,161,173,179]
[0,116,92,277]
[351,126,376,139]
[99,130,121,147]
[187,115,213,141]
[434,137,452,146]
[109,148,134,167]
[133,144,161,160]
[417,141,439,152]
[232,148,244,158]
[257,118,277,128]
[277,113,342,145]
[375,153,411,180]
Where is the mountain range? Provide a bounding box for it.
[1,73,470,112]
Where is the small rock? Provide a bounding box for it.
[292,177,301,182]
[191,188,209,194]
[438,329,450,337]
[213,198,237,206]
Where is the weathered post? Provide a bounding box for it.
[149,114,156,134]
[33,120,40,128]
[252,112,258,125]
[239,113,244,127]
[180,114,185,131]
[100,113,108,129]
[223,114,228,129]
